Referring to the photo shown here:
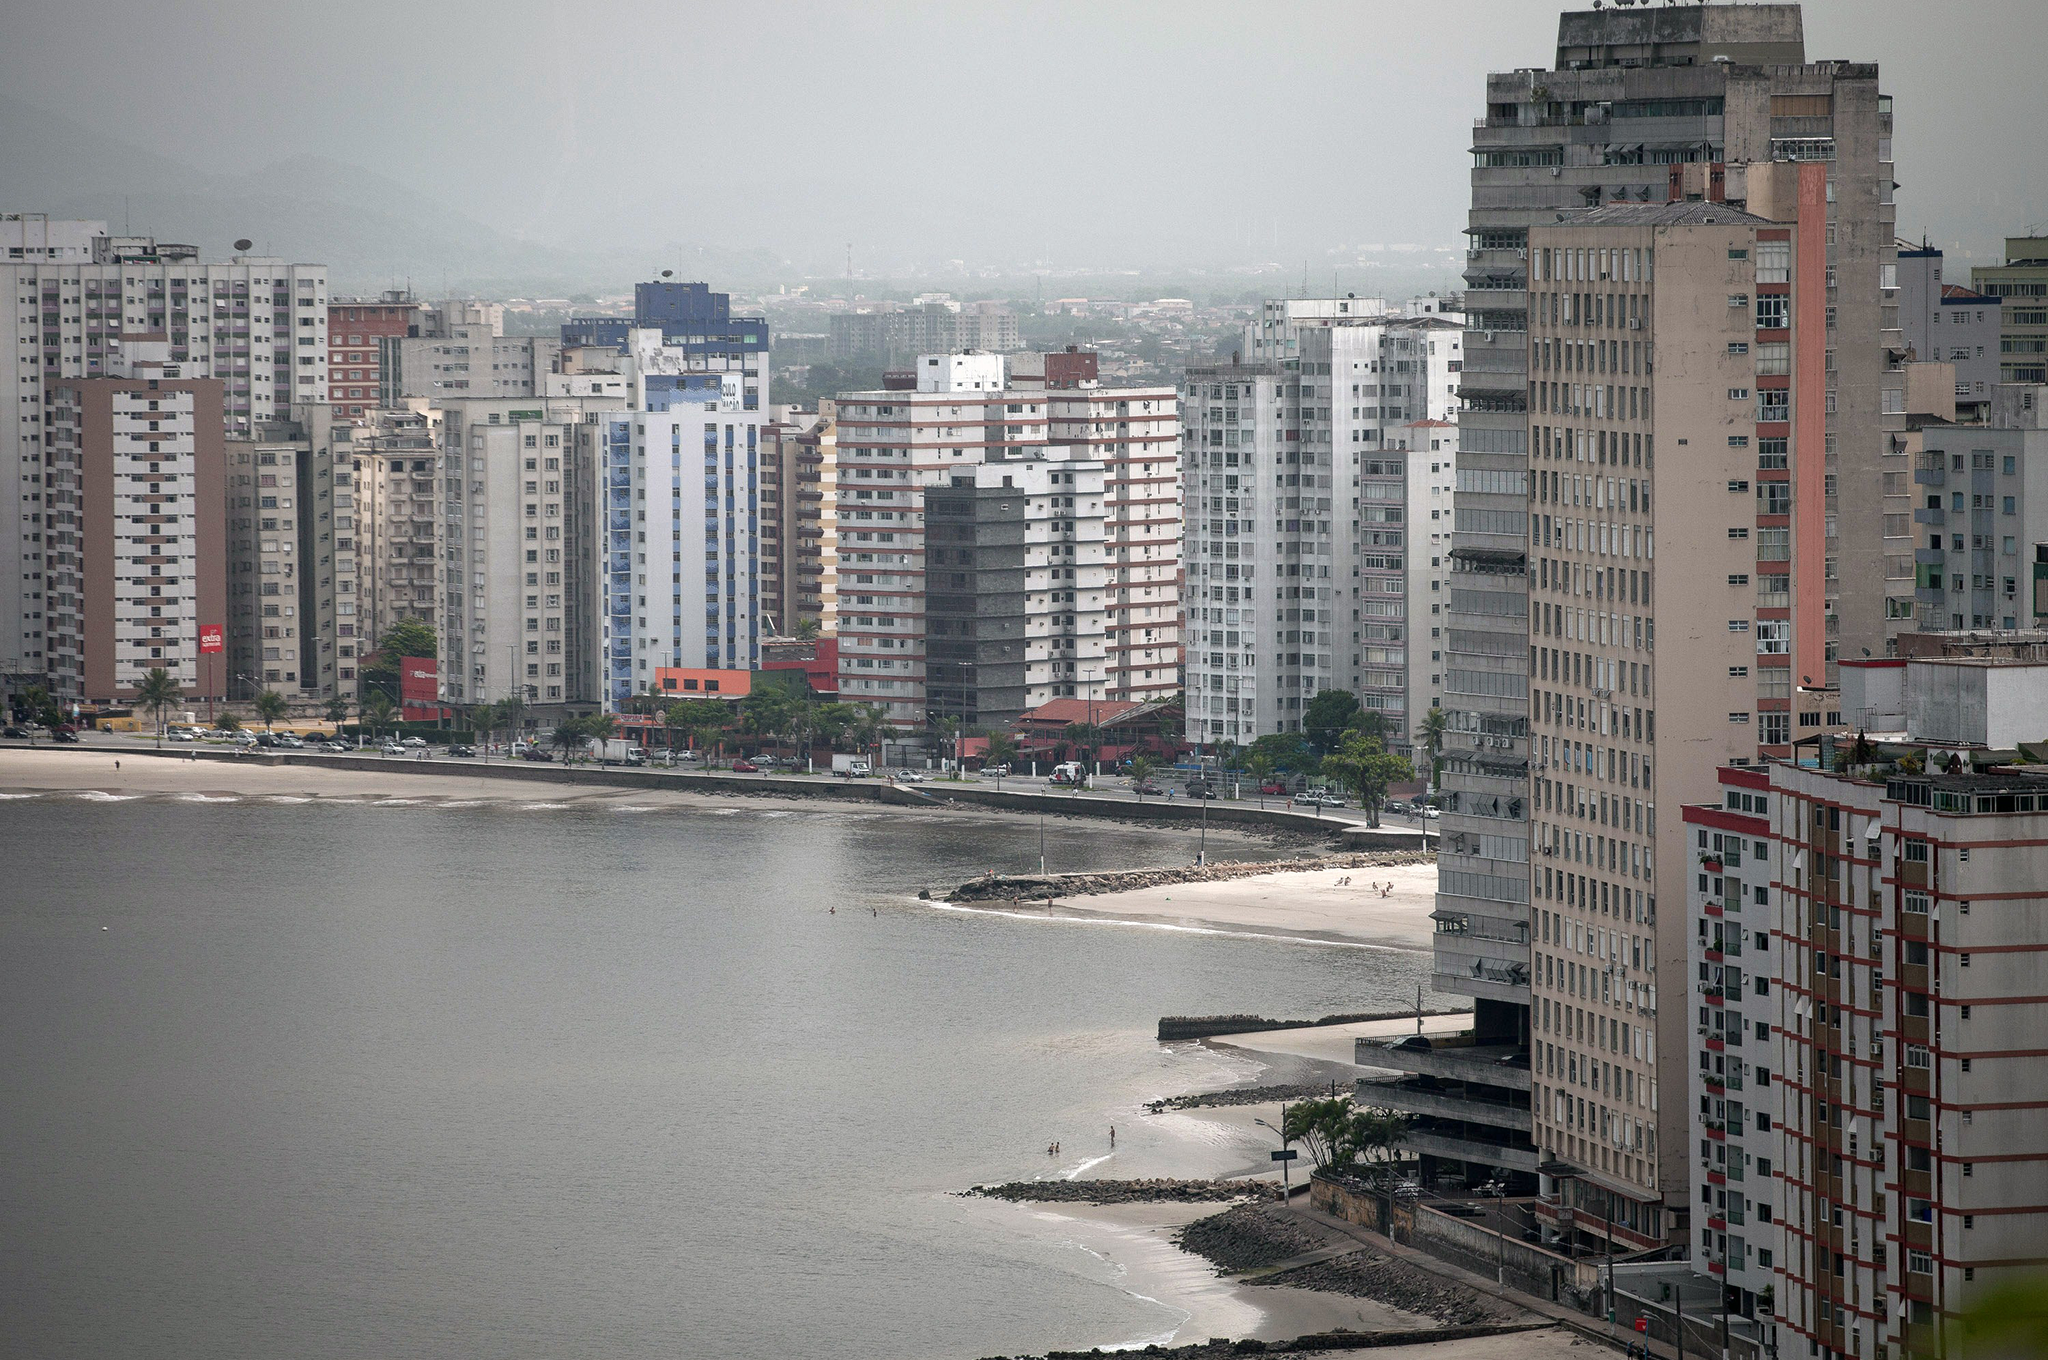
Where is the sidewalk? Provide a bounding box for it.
[1281,1199,1679,1360]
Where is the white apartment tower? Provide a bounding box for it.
[1181,300,1463,748]
[2,216,328,678]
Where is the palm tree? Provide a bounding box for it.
[1129,753,1157,799]
[254,689,288,731]
[324,695,350,731]
[217,712,243,734]
[931,714,960,775]
[845,705,886,769]
[362,691,397,744]
[549,717,588,760]
[1412,705,1449,793]
[1246,751,1277,792]
[983,730,1019,773]
[136,667,182,745]
[792,616,821,642]
[497,693,527,749]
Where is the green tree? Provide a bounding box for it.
[1281,1097,1355,1170]
[324,695,351,729]
[583,712,619,745]
[1412,705,1448,793]
[1063,721,1100,771]
[497,693,527,746]
[667,698,730,756]
[359,617,438,701]
[739,689,790,754]
[217,712,243,734]
[930,714,960,774]
[135,667,182,744]
[1249,729,1314,774]
[1321,727,1414,828]
[1303,688,1363,753]
[1245,751,1278,790]
[792,616,821,642]
[983,730,1019,773]
[254,689,288,731]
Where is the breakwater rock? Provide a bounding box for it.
[1157,1009,1462,1043]
[964,1178,1277,1206]
[944,850,1433,905]
[1144,1083,1335,1113]
[1175,1203,1328,1272]
[976,1321,1547,1358]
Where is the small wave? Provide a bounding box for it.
[76,790,142,801]
[0,791,42,800]
[265,795,312,804]
[1062,1152,1114,1181]
[520,802,569,810]
[178,793,241,803]
[372,798,421,806]
[438,799,485,808]
[612,805,659,814]
[324,799,365,805]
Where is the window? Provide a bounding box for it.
[1756,295,1789,329]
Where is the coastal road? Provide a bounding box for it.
[24,731,1435,830]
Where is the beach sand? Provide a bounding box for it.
[1014,860,1441,950]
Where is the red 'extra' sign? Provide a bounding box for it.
[399,657,439,708]
[198,624,224,655]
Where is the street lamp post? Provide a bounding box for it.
[1481,1177,1508,1286]
[1254,1109,1296,1204]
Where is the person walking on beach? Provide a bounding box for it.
[1109,1125,1116,1149]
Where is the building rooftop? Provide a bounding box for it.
[1556,201,1775,228]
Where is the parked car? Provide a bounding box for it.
[401,736,427,748]
[277,734,306,749]
[255,732,279,748]
[730,759,759,773]
[1,725,29,739]
[233,731,259,747]
[892,769,928,782]
[1258,780,1287,795]
[380,740,405,755]
[1423,807,1441,820]
[1385,800,1411,815]
[1298,791,1346,808]
[984,763,1010,777]
[520,747,555,762]
[448,744,475,758]
[675,749,701,763]
[52,728,80,743]
[167,729,196,743]
[322,740,351,753]
[1131,780,1164,797]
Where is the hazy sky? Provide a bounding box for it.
[6,0,2043,275]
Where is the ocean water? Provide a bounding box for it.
[0,796,1428,1359]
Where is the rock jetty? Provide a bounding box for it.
[943,850,1433,904]
[964,1178,1277,1205]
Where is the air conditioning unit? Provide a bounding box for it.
[1629,319,1643,330]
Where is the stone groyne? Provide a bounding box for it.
[938,849,1433,905]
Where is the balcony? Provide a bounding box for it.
[1913,463,1946,487]
[1357,1075,1531,1133]
[1913,506,1945,526]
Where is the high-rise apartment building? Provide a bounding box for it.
[1,217,327,679]
[1896,248,2000,421]
[1915,385,2048,632]
[438,395,628,712]
[1401,418,1458,728]
[924,456,1108,730]
[1044,384,1181,705]
[328,292,422,421]
[1971,238,2048,387]
[1181,301,1461,749]
[562,281,769,410]
[759,411,837,637]
[41,351,226,705]
[353,415,445,658]
[390,326,560,402]
[1416,2,1897,1216]
[328,409,439,693]
[1678,654,2048,1360]
[587,369,761,708]
[224,404,346,698]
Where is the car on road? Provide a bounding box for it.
[380,740,405,755]
[448,744,475,758]
[167,729,196,742]
[1183,784,1219,799]
[1131,780,1164,796]
[233,731,259,747]
[1422,806,1441,820]
[1385,800,1411,815]
[984,763,1010,777]
[277,734,306,749]
[730,759,759,773]
[1258,780,1288,795]
[322,740,351,753]
[401,736,427,748]
[519,747,555,762]
[52,728,80,743]
[892,769,928,782]
[1,725,27,739]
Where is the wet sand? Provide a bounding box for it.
[1006,860,1441,950]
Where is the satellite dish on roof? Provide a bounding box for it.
[661,269,674,278]
[234,238,252,252]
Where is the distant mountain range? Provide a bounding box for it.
[0,95,786,295]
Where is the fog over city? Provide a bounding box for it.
[4,0,2043,290]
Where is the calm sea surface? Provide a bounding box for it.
[1,794,1427,1359]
